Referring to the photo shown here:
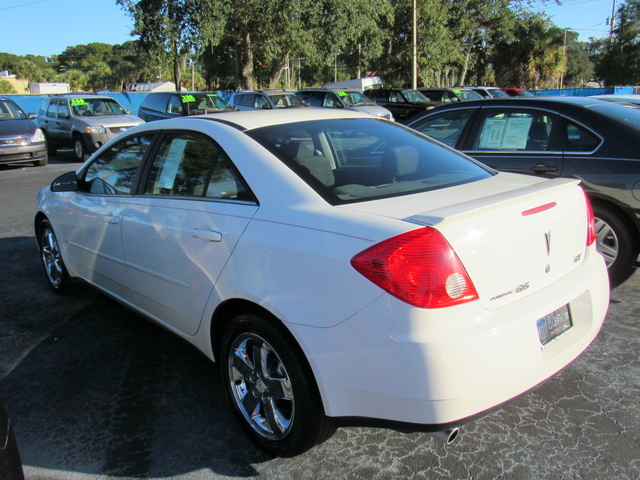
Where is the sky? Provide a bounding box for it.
[0,0,621,58]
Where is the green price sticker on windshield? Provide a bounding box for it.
[337,91,348,97]
[70,99,88,106]
[181,94,196,103]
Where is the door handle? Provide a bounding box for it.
[192,228,222,242]
[529,163,559,173]
[104,215,120,224]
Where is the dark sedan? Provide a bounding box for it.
[407,96,640,286]
[0,96,47,167]
[364,88,439,123]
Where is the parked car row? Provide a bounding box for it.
[5,87,640,286]
[1,85,536,168]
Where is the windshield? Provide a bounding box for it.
[455,89,483,101]
[0,99,27,120]
[402,90,431,103]
[182,93,232,114]
[71,98,128,116]
[487,89,510,98]
[270,94,308,108]
[248,118,493,205]
[337,91,376,106]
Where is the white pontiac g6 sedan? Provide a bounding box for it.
[34,109,610,457]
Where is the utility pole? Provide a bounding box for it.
[412,0,417,89]
[610,0,617,38]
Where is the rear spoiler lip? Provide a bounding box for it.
[408,178,582,226]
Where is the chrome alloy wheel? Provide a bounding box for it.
[228,333,295,440]
[41,227,64,288]
[595,216,618,268]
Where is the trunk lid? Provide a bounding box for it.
[341,174,589,310]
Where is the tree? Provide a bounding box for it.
[0,79,17,94]
[492,11,566,89]
[117,0,227,90]
[596,0,640,85]
[563,32,595,87]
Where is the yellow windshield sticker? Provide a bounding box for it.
[70,99,88,106]
[181,94,196,103]
[337,91,347,97]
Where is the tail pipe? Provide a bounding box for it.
[428,428,460,444]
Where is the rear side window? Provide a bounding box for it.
[144,132,252,201]
[564,122,600,152]
[248,118,493,205]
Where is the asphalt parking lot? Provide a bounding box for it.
[1,153,639,480]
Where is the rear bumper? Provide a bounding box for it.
[295,247,609,426]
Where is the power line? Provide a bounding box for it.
[0,0,48,11]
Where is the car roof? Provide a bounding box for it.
[52,94,114,99]
[131,108,372,132]
[420,96,614,110]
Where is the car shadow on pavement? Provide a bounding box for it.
[0,236,271,478]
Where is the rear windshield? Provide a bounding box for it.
[592,101,640,128]
[247,118,494,205]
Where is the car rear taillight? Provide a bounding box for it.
[351,227,479,308]
[584,190,596,246]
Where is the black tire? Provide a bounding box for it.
[44,132,57,156]
[219,313,335,457]
[592,203,638,287]
[38,220,80,294]
[33,153,48,167]
[73,134,88,162]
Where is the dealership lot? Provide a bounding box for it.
[1,154,639,479]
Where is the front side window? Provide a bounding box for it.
[248,118,493,205]
[167,96,183,114]
[474,111,559,152]
[410,110,475,147]
[81,134,155,194]
[46,100,58,118]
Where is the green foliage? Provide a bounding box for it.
[0,79,17,94]
[596,0,640,85]
[0,0,624,93]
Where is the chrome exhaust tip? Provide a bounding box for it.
[428,428,460,444]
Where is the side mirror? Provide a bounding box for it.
[28,113,36,119]
[51,171,78,192]
[58,112,70,119]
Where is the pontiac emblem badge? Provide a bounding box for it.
[544,231,551,256]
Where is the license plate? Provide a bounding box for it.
[536,304,572,346]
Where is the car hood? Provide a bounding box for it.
[349,105,393,117]
[0,119,37,136]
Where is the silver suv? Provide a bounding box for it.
[37,95,144,161]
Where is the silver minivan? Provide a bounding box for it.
[36,95,144,161]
